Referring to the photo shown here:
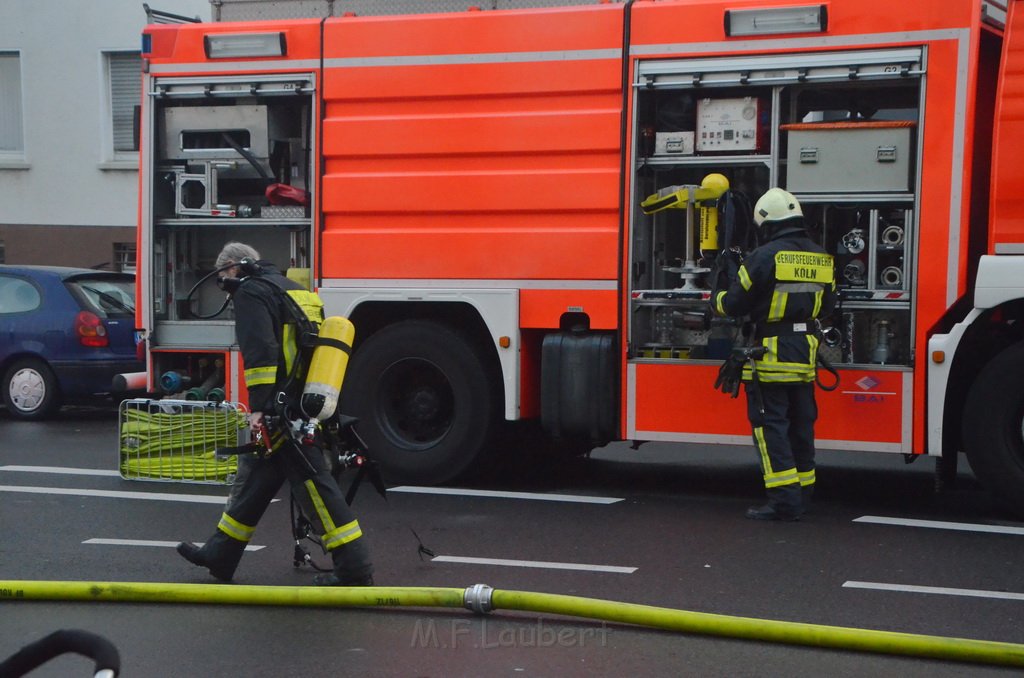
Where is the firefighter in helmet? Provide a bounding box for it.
[711,188,837,520]
[177,241,374,584]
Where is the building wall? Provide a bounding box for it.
[0,0,210,266]
[0,225,137,268]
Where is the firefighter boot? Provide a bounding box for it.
[312,572,375,586]
[313,538,374,586]
[176,534,244,582]
[801,485,815,514]
[747,482,802,521]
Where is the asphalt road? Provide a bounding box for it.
[1,404,1023,677]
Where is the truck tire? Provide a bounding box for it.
[3,358,61,420]
[962,342,1024,518]
[341,320,500,485]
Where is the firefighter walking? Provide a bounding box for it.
[712,189,837,521]
[177,242,374,585]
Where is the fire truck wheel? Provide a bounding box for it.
[342,320,500,485]
[3,358,62,420]
[962,342,1024,519]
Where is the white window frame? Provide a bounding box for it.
[100,50,141,169]
[0,50,27,169]
[113,241,136,273]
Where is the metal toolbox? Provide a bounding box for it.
[783,121,914,193]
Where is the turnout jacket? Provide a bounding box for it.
[233,263,325,412]
[712,227,837,383]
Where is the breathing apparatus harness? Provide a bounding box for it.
[211,258,383,472]
[187,257,322,420]
[713,320,839,419]
[711,221,840,410]
[192,259,386,568]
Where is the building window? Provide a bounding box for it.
[0,240,5,264]
[114,242,136,273]
[0,52,24,158]
[105,51,141,161]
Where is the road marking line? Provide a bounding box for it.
[389,486,624,504]
[0,485,230,504]
[83,538,263,552]
[843,581,1024,602]
[0,465,121,476]
[432,555,636,574]
[854,515,1024,535]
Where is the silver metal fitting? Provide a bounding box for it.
[880,266,903,288]
[463,584,495,615]
[841,229,866,254]
[821,325,842,347]
[843,259,866,284]
[881,224,905,247]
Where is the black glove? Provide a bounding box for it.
[714,354,744,398]
[710,249,742,294]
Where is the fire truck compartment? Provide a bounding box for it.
[628,47,920,371]
[142,73,316,401]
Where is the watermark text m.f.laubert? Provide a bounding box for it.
[411,618,611,649]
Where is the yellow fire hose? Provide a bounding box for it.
[3,581,1023,668]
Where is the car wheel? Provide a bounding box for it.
[3,358,61,420]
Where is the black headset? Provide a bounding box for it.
[216,257,263,294]
[236,257,263,277]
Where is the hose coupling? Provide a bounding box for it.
[463,584,495,615]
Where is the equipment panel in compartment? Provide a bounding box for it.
[631,291,736,361]
[696,97,767,153]
[145,73,317,340]
[150,350,231,402]
[808,204,913,294]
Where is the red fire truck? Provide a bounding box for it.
[133,0,1024,516]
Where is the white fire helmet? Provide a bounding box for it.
[753,188,803,227]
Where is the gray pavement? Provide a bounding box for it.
[1,406,1022,676]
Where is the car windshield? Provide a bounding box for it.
[67,277,136,318]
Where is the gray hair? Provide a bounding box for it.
[215,242,260,270]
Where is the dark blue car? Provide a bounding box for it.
[0,265,144,419]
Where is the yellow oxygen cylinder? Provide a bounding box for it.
[698,173,730,251]
[300,316,355,422]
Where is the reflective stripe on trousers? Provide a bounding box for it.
[745,381,817,511]
[217,512,256,543]
[303,478,364,550]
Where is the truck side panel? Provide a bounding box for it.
[319,6,624,283]
[991,0,1024,251]
[144,20,322,73]
[624,0,980,455]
